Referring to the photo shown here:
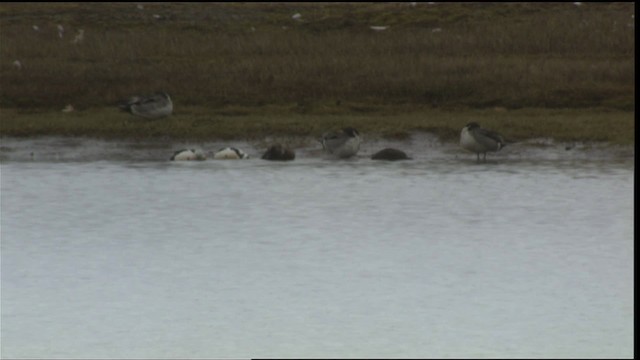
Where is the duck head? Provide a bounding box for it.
[343,127,360,137]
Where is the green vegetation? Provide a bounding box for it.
[1,106,634,145]
[0,3,635,143]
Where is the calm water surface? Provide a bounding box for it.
[0,137,634,358]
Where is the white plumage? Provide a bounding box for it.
[320,127,362,159]
[170,149,206,161]
[460,122,506,162]
[213,147,250,160]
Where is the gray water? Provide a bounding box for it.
[0,136,634,359]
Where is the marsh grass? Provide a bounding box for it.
[0,3,635,142]
[1,106,634,145]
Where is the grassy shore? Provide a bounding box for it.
[0,3,635,144]
[1,106,634,146]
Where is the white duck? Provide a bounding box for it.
[170,149,206,161]
[213,147,250,160]
[320,127,362,159]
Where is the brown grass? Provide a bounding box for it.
[0,2,635,111]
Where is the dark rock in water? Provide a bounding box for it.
[261,143,295,161]
[371,148,411,161]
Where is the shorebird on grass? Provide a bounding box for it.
[320,127,362,159]
[460,122,507,162]
[119,92,173,119]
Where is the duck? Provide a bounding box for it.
[261,143,295,161]
[371,148,411,161]
[170,149,206,161]
[320,127,362,158]
[119,92,173,119]
[213,147,250,160]
[460,122,506,162]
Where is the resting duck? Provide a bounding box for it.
[119,92,173,119]
[261,144,295,161]
[320,127,362,159]
[371,148,411,161]
[213,147,250,160]
[170,149,206,161]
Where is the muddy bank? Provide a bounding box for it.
[0,134,634,163]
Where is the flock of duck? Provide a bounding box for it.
[119,92,507,163]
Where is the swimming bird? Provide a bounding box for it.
[170,149,206,161]
[261,143,295,161]
[213,147,250,160]
[320,127,362,159]
[460,122,506,162]
[371,148,411,161]
[119,92,173,119]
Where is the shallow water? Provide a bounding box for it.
[0,136,634,359]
